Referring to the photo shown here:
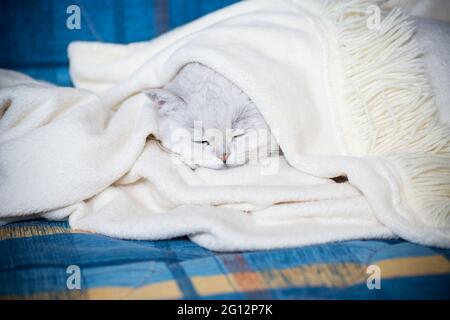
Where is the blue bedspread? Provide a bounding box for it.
[1,220,449,299]
[0,0,240,86]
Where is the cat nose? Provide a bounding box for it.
[220,153,229,163]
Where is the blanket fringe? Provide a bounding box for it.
[323,0,450,226]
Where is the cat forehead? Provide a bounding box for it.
[186,91,253,117]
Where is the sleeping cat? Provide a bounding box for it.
[144,63,279,169]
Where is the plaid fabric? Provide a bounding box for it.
[1,220,449,299]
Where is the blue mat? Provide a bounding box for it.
[1,220,449,299]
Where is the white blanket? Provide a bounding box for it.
[1,0,449,251]
[384,0,450,23]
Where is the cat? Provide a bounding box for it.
[144,62,280,170]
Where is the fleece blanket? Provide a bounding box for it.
[384,0,450,23]
[0,0,449,251]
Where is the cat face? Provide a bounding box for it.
[144,87,279,170]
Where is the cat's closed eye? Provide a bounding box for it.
[232,129,245,139]
[192,139,210,145]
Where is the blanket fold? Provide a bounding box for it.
[0,0,448,251]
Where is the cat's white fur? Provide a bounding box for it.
[144,63,279,169]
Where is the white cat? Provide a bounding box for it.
[144,63,279,169]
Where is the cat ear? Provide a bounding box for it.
[143,88,182,108]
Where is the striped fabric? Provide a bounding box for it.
[1,220,449,299]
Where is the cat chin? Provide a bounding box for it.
[201,161,226,170]
[225,154,248,167]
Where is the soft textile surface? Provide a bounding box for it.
[1,220,449,299]
[0,0,449,251]
[413,16,450,123]
[384,0,450,23]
